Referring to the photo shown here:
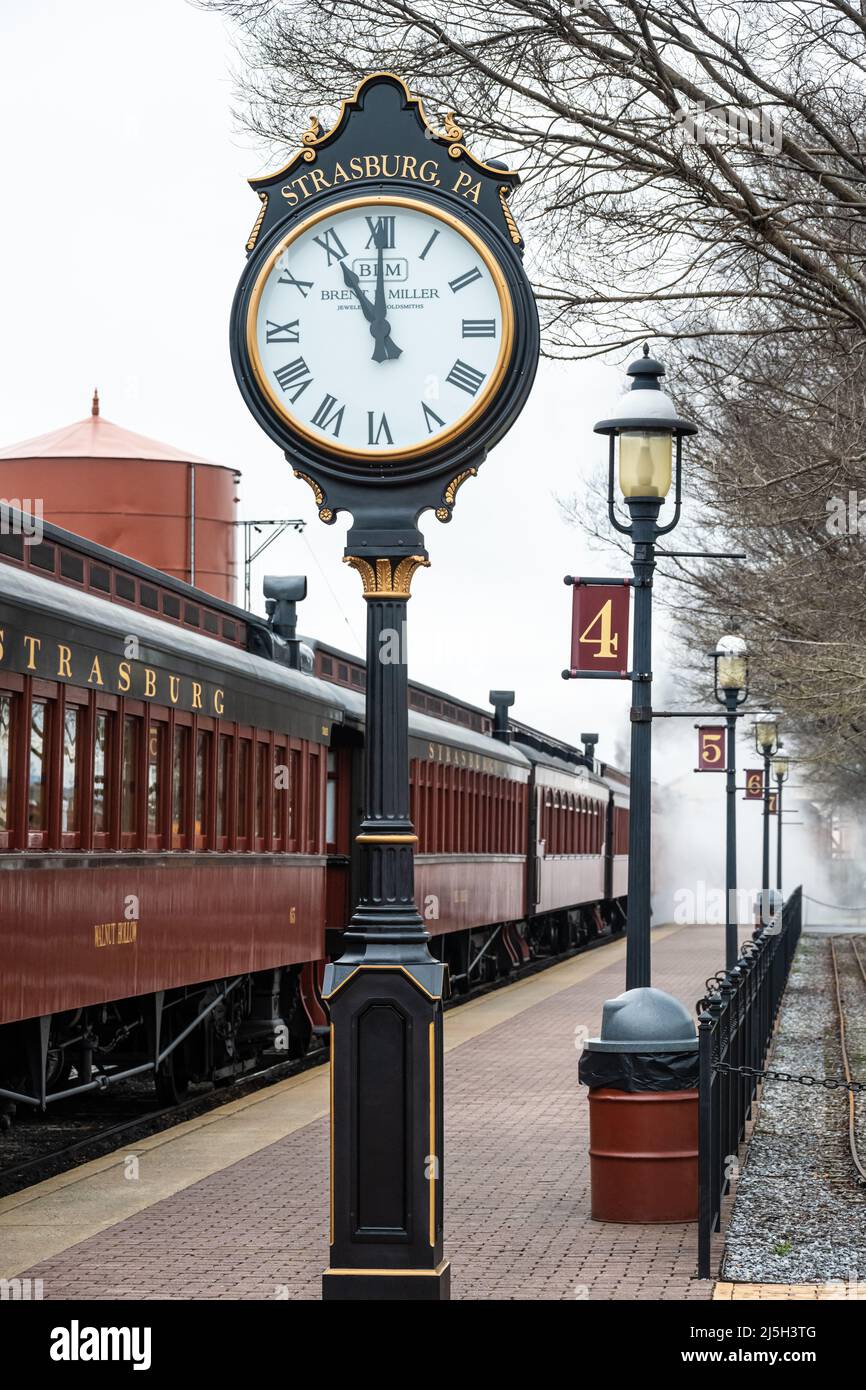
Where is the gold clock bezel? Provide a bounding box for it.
[245,193,515,462]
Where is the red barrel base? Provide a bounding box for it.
[587,1087,698,1223]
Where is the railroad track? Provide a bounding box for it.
[829,935,866,1185]
[0,928,621,1198]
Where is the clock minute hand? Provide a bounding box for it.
[370,236,402,363]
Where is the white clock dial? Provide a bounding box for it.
[248,197,513,460]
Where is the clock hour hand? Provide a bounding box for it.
[370,235,402,363]
[341,261,376,322]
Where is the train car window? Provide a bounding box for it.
[337,663,349,683]
[30,542,55,573]
[89,563,111,592]
[222,620,237,641]
[28,699,50,837]
[93,712,110,838]
[146,723,166,847]
[319,655,333,676]
[184,603,199,625]
[0,695,12,835]
[271,744,286,849]
[325,750,337,850]
[115,574,136,602]
[121,717,139,842]
[172,726,189,848]
[203,611,218,634]
[162,593,181,619]
[140,585,159,611]
[195,731,210,849]
[237,739,251,845]
[307,748,321,853]
[61,706,81,834]
[217,735,231,847]
[60,551,85,583]
[288,747,301,850]
[255,740,268,845]
[0,531,24,561]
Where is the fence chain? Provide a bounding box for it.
[713,1059,866,1094]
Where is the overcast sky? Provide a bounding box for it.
[0,0,814,902]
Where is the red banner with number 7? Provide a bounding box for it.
[570,582,630,676]
[697,726,725,771]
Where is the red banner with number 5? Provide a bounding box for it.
[570,582,630,676]
[697,726,725,771]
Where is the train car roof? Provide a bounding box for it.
[0,563,531,770]
[0,562,346,719]
[335,682,531,772]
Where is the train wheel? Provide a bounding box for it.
[45,1048,73,1094]
[155,1044,189,1106]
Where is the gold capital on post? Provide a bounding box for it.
[343,555,430,599]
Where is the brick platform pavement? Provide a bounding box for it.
[12,924,729,1300]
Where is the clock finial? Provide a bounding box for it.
[91,388,100,418]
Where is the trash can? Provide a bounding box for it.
[578,987,699,1223]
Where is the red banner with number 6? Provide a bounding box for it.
[744,768,764,800]
[697,726,725,771]
[570,582,630,676]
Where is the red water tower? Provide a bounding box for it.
[0,392,239,603]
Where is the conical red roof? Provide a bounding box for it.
[0,395,216,466]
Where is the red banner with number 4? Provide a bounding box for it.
[570,582,630,676]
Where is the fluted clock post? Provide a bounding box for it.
[321,550,449,1302]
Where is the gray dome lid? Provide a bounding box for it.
[585,987,698,1053]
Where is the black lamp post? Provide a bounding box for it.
[754,715,780,924]
[772,753,790,894]
[712,635,748,970]
[595,345,697,988]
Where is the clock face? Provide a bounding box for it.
[246,196,513,461]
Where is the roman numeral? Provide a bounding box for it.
[266,319,300,344]
[449,266,482,293]
[446,359,486,396]
[462,318,496,338]
[277,268,314,297]
[312,227,348,265]
[422,401,446,433]
[419,229,440,261]
[367,411,393,446]
[366,216,396,249]
[274,357,313,402]
[311,394,345,436]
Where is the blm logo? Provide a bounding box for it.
[352,256,409,283]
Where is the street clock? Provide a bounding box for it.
[230,72,539,531]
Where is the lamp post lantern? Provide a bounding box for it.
[712,634,748,969]
[754,715,780,923]
[594,345,697,988]
[772,753,790,893]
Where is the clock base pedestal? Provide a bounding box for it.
[322,1261,451,1302]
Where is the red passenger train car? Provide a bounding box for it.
[0,515,628,1118]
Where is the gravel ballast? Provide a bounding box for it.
[722,933,866,1284]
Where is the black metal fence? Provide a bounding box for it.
[697,885,803,1278]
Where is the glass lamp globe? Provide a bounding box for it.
[715,634,748,691]
[755,716,778,751]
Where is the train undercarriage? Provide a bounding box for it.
[0,896,626,1130]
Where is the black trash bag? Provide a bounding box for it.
[578,1049,699,1092]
